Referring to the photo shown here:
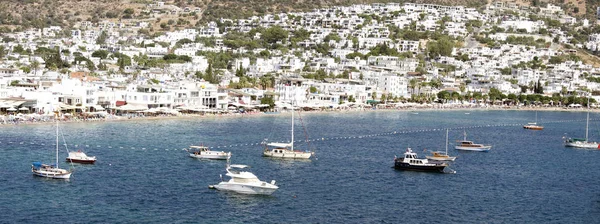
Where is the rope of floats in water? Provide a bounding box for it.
[2,118,595,151]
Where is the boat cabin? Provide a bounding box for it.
[269,148,288,153]
[189,145,209,153]
[566,138,586,143]
[458,141,474,145]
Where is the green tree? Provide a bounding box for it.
[437,90,451,103]
[44,50,69,70]
[29,60,40,75]
[91,50,109,59]
[260,96,275,109]
[235,65,245,77]
[262,26,288,48]
[0,46,6,58]
[133,54,149,67]
[427,37,454,58]
[112,52,132,69]
[259,74,274,90]
[96,31,108,45]
[380,93,387,103]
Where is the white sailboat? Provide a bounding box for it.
[32,113,72,179]
[523,111,544,130]
[426,129,456,161]
[565,98,599,148]
[263,103,313,159]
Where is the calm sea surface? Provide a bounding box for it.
[1,110,599,223]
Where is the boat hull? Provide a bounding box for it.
[189,153,231,160]
[523,125,543,130]
[394,160,447,173]
[455,146,491,151]
[213,182,278,195]
[565,142,600,149]
[426,156,456,161]
[66,158,96,164]
[263,150,312,159]
[32,169,72,179]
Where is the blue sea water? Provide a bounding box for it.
[1,110,600,223]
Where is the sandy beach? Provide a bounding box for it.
[0,104,594,127]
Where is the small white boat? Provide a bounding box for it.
[66,150,97,164]
[454,131,491,152]
[211,164,278,195]
[426,129,457,161]
[188,145,231,160]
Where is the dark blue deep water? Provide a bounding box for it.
[1,110,600,223]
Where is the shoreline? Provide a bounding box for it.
[1,105,596,127]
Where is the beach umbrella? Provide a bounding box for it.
[19,107,29,111]
[7,107,17,111]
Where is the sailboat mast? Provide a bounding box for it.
[445,129,449,155]
[586,97,590,140]
[291,100,294,151]
[56,114,59,168]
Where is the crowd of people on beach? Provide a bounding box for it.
[0,103,593,126]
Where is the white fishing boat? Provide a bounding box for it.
[565,98,599,149]
[426,129,457,161]
[66,150,97,164]
[263,104,313,159]
[210,164,278,195]
[32,113,72,179]
[188,145,231,160]
[454,131,492,152]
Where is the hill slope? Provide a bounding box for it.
[0,0,597,31]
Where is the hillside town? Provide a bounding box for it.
[1,1,600,121]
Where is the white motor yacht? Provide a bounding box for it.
[454,131,492,152]
[394,148,448,173]
[188,145,231,160]
[210,164,278,195]
[66,150,97,164]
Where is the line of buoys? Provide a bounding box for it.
[4,118,596,152]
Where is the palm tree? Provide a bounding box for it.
[30,60,40,75]
[409,78,417,96]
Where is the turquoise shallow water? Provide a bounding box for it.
[1,110,600,223]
